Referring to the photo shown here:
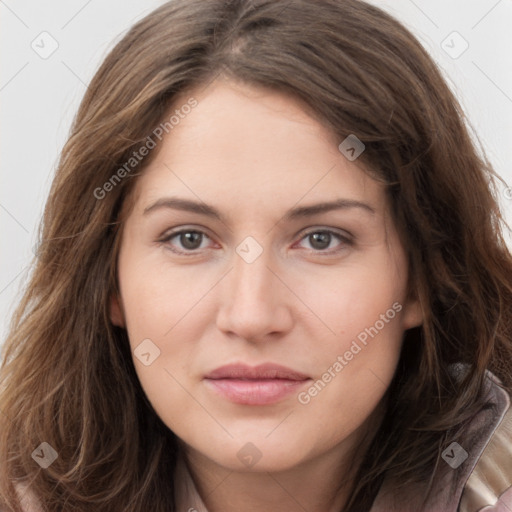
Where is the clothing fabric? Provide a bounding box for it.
[370,370,512,511]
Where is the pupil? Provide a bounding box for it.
[181,232,202,249]
[310,232,331,250]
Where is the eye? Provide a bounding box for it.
[159,227,352,256]
[295,229,352,254]
[160,228,213,254]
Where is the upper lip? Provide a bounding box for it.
[204,363,310,381]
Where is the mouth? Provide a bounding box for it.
[203,363,311,405]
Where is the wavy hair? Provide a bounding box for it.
[1,0,511,510]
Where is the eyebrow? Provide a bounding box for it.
[143,196,376,221]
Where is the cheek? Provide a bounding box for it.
[297,258,406,355]
[116,255,215,428]
[118,253,210,345]
[292,258,406,421]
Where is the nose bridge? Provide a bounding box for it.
[215,239,292,339]
[230,242,276,306]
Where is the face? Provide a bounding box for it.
[110,79,423,473]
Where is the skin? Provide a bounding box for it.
[110,77,423,512]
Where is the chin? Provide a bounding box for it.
[219,453,304,473]
[198,435,310,473]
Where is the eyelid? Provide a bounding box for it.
[296,226,353,241]
[159,224,214,239]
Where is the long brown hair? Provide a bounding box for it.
[1,1,511,510]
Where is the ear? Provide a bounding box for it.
[400,289,423,330]
[109,293,126,328]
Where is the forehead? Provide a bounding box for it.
[128,79,386,218]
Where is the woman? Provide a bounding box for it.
[0,0,511,511]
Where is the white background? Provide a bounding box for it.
[1,0,511,348]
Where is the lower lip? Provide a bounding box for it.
[204,378,310,405]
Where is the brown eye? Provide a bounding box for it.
[308,232,332,250]
[179,231,203,250]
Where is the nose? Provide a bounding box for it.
[215,245,293,342]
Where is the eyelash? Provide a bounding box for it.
[158,227,353,257]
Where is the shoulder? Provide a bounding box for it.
[371,368,512,512]
[458,371,512,511]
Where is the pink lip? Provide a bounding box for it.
[204,363,311,405]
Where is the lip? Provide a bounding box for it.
[204,363,311,405]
